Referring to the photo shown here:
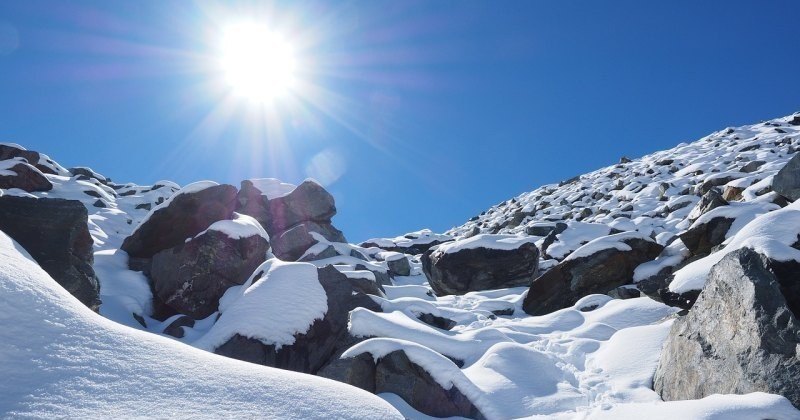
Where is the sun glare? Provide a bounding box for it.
[219,23,297,102]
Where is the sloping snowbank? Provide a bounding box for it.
[0,231,401,419]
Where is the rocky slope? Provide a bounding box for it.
[1,112,800,419]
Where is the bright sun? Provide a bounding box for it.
[219,23,297,102]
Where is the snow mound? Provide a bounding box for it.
[194,259,327,351]
[0,231,401,419]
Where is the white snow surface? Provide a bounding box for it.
[565,231,654,261]
[434,234,538,254]
[196,212,270,241]
[194,259,328,351]
[0,231,401,419]
[249,177,296,198]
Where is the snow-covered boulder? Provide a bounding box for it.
[680,201,779,257]
[654,248,800,408]
[0,159,52,192]
[0,143,68,175]
[0,231,402,419]
[150,214,270,319]
[339,339,486,419]
[523,232,663,315]
[421,234,539,296]
[0,196,99,310]
[68,166,110,185]
[121,182,238,258]
[199,262,383,374]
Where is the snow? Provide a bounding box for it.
[4,113,800,418]
[249,177,296,198]
[565,231,654,261]
[0,231,401,419]
[194,259,327,351]
[196,212,269,241]
[434,234,538,254]
[582,393,800,420]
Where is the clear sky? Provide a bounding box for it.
[1,1,799,242]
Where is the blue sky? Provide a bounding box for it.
[1,1,799,242]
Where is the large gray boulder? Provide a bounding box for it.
[0,160,53,192]
[421,235,539,296]
[0,196,100,310]
[654,248,800,408]
[523,234,663,315]
[773,152,800,201]
[214,265,383,373]
[150,229,269,319]
[121,184,238,259]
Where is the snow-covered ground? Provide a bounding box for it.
[2,113,800,418]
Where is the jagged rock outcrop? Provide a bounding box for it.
[0,160,52,192]
[422,235,539,296]
[523,234,663,315]
[121,183,238,259]
[150,228,269,319]
[772,152,800,201]
[679,217,734,256]
[654,248,800,408]
[271,221,346,261]
[0,196,100,310]
[214,265,383,373]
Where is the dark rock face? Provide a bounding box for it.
[214,266,383,374]
[150,230,269,319]
[773,152,800,201]
[386,255,411,277]
[270,221,345,261]
[321,349,484,419]
[525,222,567,237]
[121,184,238,258]
[679,217,735,257]
[265,180,337,233]
[523,236,663,315]
[375,351,484,419]
[0,196,100,310]
[0,161,52,192]
[422,242,539,296]
[654,248,800,408]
